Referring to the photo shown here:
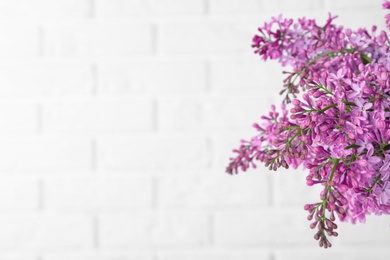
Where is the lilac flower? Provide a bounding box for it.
[347,82,363,99]
[354,98,372,118]
[227,7,390,248]
[380,182,390,204]
[383,1,390,29]
[380,154,390,180]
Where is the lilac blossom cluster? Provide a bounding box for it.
[226,3,390,248]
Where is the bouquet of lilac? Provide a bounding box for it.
[226,2,390,248]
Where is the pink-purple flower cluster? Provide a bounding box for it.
[226,4,390,248]
[384,1,390,29]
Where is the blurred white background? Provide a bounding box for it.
[0,0,388,259]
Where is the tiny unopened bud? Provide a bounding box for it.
[252,123,262,131]
[330,211,335,221]
[327,202,336,211]
[363,86,372,94]
[306,179,315,186]
[336,211,346,220]
[337,207,346,214]
[310,221,318,229]
[281,160,288,168]
[325,218,333,228]
[304,204,314,210]
[377,120,386,129]
[292,99,300,105]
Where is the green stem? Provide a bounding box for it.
[286,129,302,145]
[317,85,334,96]
[321,159,340,220]
[365,172,382,194]
[318,103,338,114]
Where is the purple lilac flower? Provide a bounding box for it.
[383,1,390,29]
[227,9,390,248]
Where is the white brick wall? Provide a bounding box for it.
[96,0,205,16]
[0,213,93,249]
[99,212,210,247]
[0,61,94,96]
[0,1,388,259]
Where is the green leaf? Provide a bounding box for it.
[359,52,372,65]
[345,144,360,149]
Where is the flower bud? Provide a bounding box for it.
[292,99,300,105]
[310,221,318,229]
[381,71,388,81]
[363,86,372,94]
[377,120,386,129]
[306,179,315,186]
[330,211,335,221]
[366,132,377,142]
